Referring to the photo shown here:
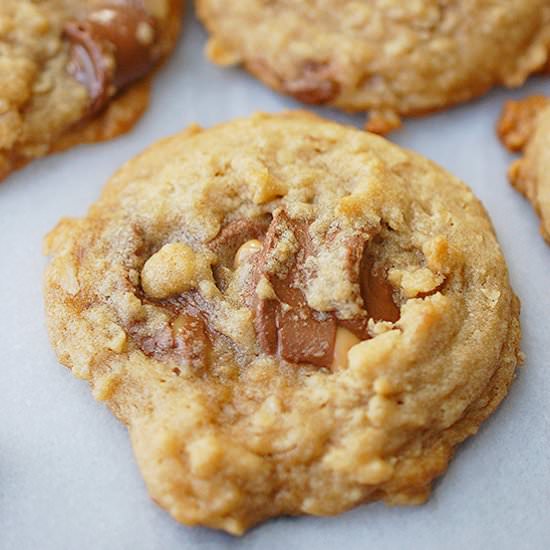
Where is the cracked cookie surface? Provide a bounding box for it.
[0,0,182,181]
[44,112,521,534]
[498,95,550,244]
[197,0,550,133]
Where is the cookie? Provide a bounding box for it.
[0,0,182,181]
[498,95,550,243]
[196,1,550,133]
[44,112,521,534]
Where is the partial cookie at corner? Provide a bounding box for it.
[498,95,550,244]
[197,0,550,133]
[0,0,183,181]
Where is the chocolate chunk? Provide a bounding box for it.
[172,313,210,369]
[64,2,159,115]
[278,308,336,367]
[340,252,400,337]
[132,311,210,369]
[338,232,400,326]
[137,325,174,356]
[360,255,400,323]
[334,233,370,339]
[254,299,278,355]
[247,210,337,367]
[245,211,401,368]
[209,217,271,268]
[284,61,340,105]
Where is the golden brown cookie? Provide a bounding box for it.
[196,0,550,133]
[498,95,550,243]
[45,112,521,534]
[0,0,183,181]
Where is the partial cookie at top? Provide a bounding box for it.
[0,0,183,181]
[196,0,550,133]
[498,95,550,244]
[44,112,521,534]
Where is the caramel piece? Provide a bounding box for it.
[234,239,262,268]
[64,2,159,115]
[331,327,361,371]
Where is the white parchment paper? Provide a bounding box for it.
[1,6,549,550]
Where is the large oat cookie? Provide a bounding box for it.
[44,112,521,534]
[0,0,182,181]
[498,95,550,244]
[197,0,550,133]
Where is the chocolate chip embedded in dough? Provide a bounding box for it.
[283,61,341,105]
[360,255,400,323]
[277,308,336,367]
[247,210,337,367]
[64,3,159,115]
[334,236,400,338]
[172,313,211,369]
[244,210,400,367]
[132,312,210,369]
[254,299,278,355]
[208,217,271,268]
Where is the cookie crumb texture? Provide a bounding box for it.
[498,95,550,244]
[45,112,521,534]
[0,0,182,181]
[197,0,550,132]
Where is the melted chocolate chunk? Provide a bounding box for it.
[284,61,341,105]
[132,315,210,370]
[325,232,399,339]
[64,2,159,115]
[134,211,400,372]
[245,210,400,368]
[172,313,210,369]
[246,210,337,367]
[361,255,400,323]
[208,217,271,268]
[278,308,336,367]
[254,299,279,355]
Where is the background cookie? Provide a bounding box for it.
[197,1,550,133]
[44,112,521,534]
[498,95,550,244]
[0,0,182,181]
